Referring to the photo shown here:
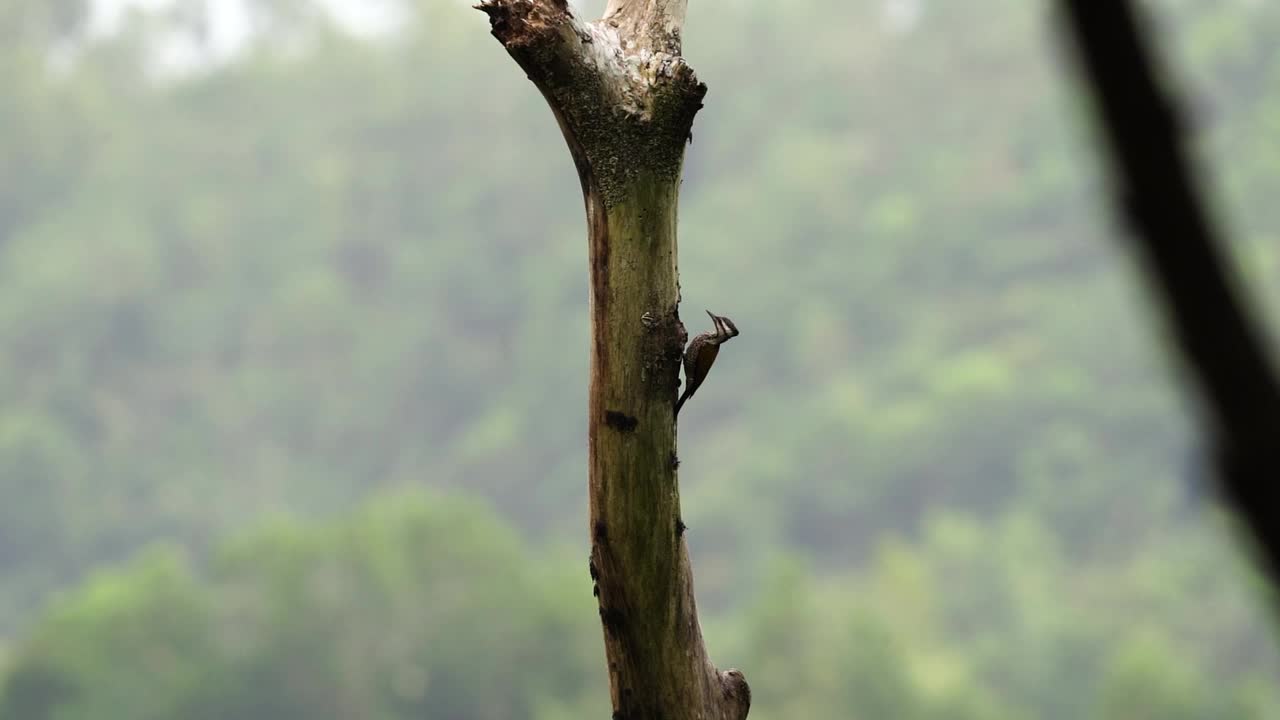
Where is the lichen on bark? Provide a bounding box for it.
[478,0,705,207]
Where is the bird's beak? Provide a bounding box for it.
[706,309,724,335]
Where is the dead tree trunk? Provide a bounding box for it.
[476,1,750,718]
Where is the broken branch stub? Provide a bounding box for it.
[476,0,705,205]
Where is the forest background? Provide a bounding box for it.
[2,0,1280,717]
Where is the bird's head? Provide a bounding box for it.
[706,309,739,344]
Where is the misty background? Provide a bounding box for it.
[2,0,1280,717]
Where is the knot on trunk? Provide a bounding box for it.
[719,668,751,719]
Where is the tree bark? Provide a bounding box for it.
[476,1,750,718]
[1056,2,1280,586]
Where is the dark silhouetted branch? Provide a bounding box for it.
[1057,1,1280,583]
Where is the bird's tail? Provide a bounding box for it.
[674,388,692,416]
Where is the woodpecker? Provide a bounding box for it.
[675,309,739,415]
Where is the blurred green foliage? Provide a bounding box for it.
[3,493,1277,719]
[1,0,1280,716]
[0,493,604,720]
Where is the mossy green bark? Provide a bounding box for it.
[587,174,698,717]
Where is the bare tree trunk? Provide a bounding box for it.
[476,1,750,718]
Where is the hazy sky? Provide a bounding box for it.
[91,0,920,54]
[88,0,404,72]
